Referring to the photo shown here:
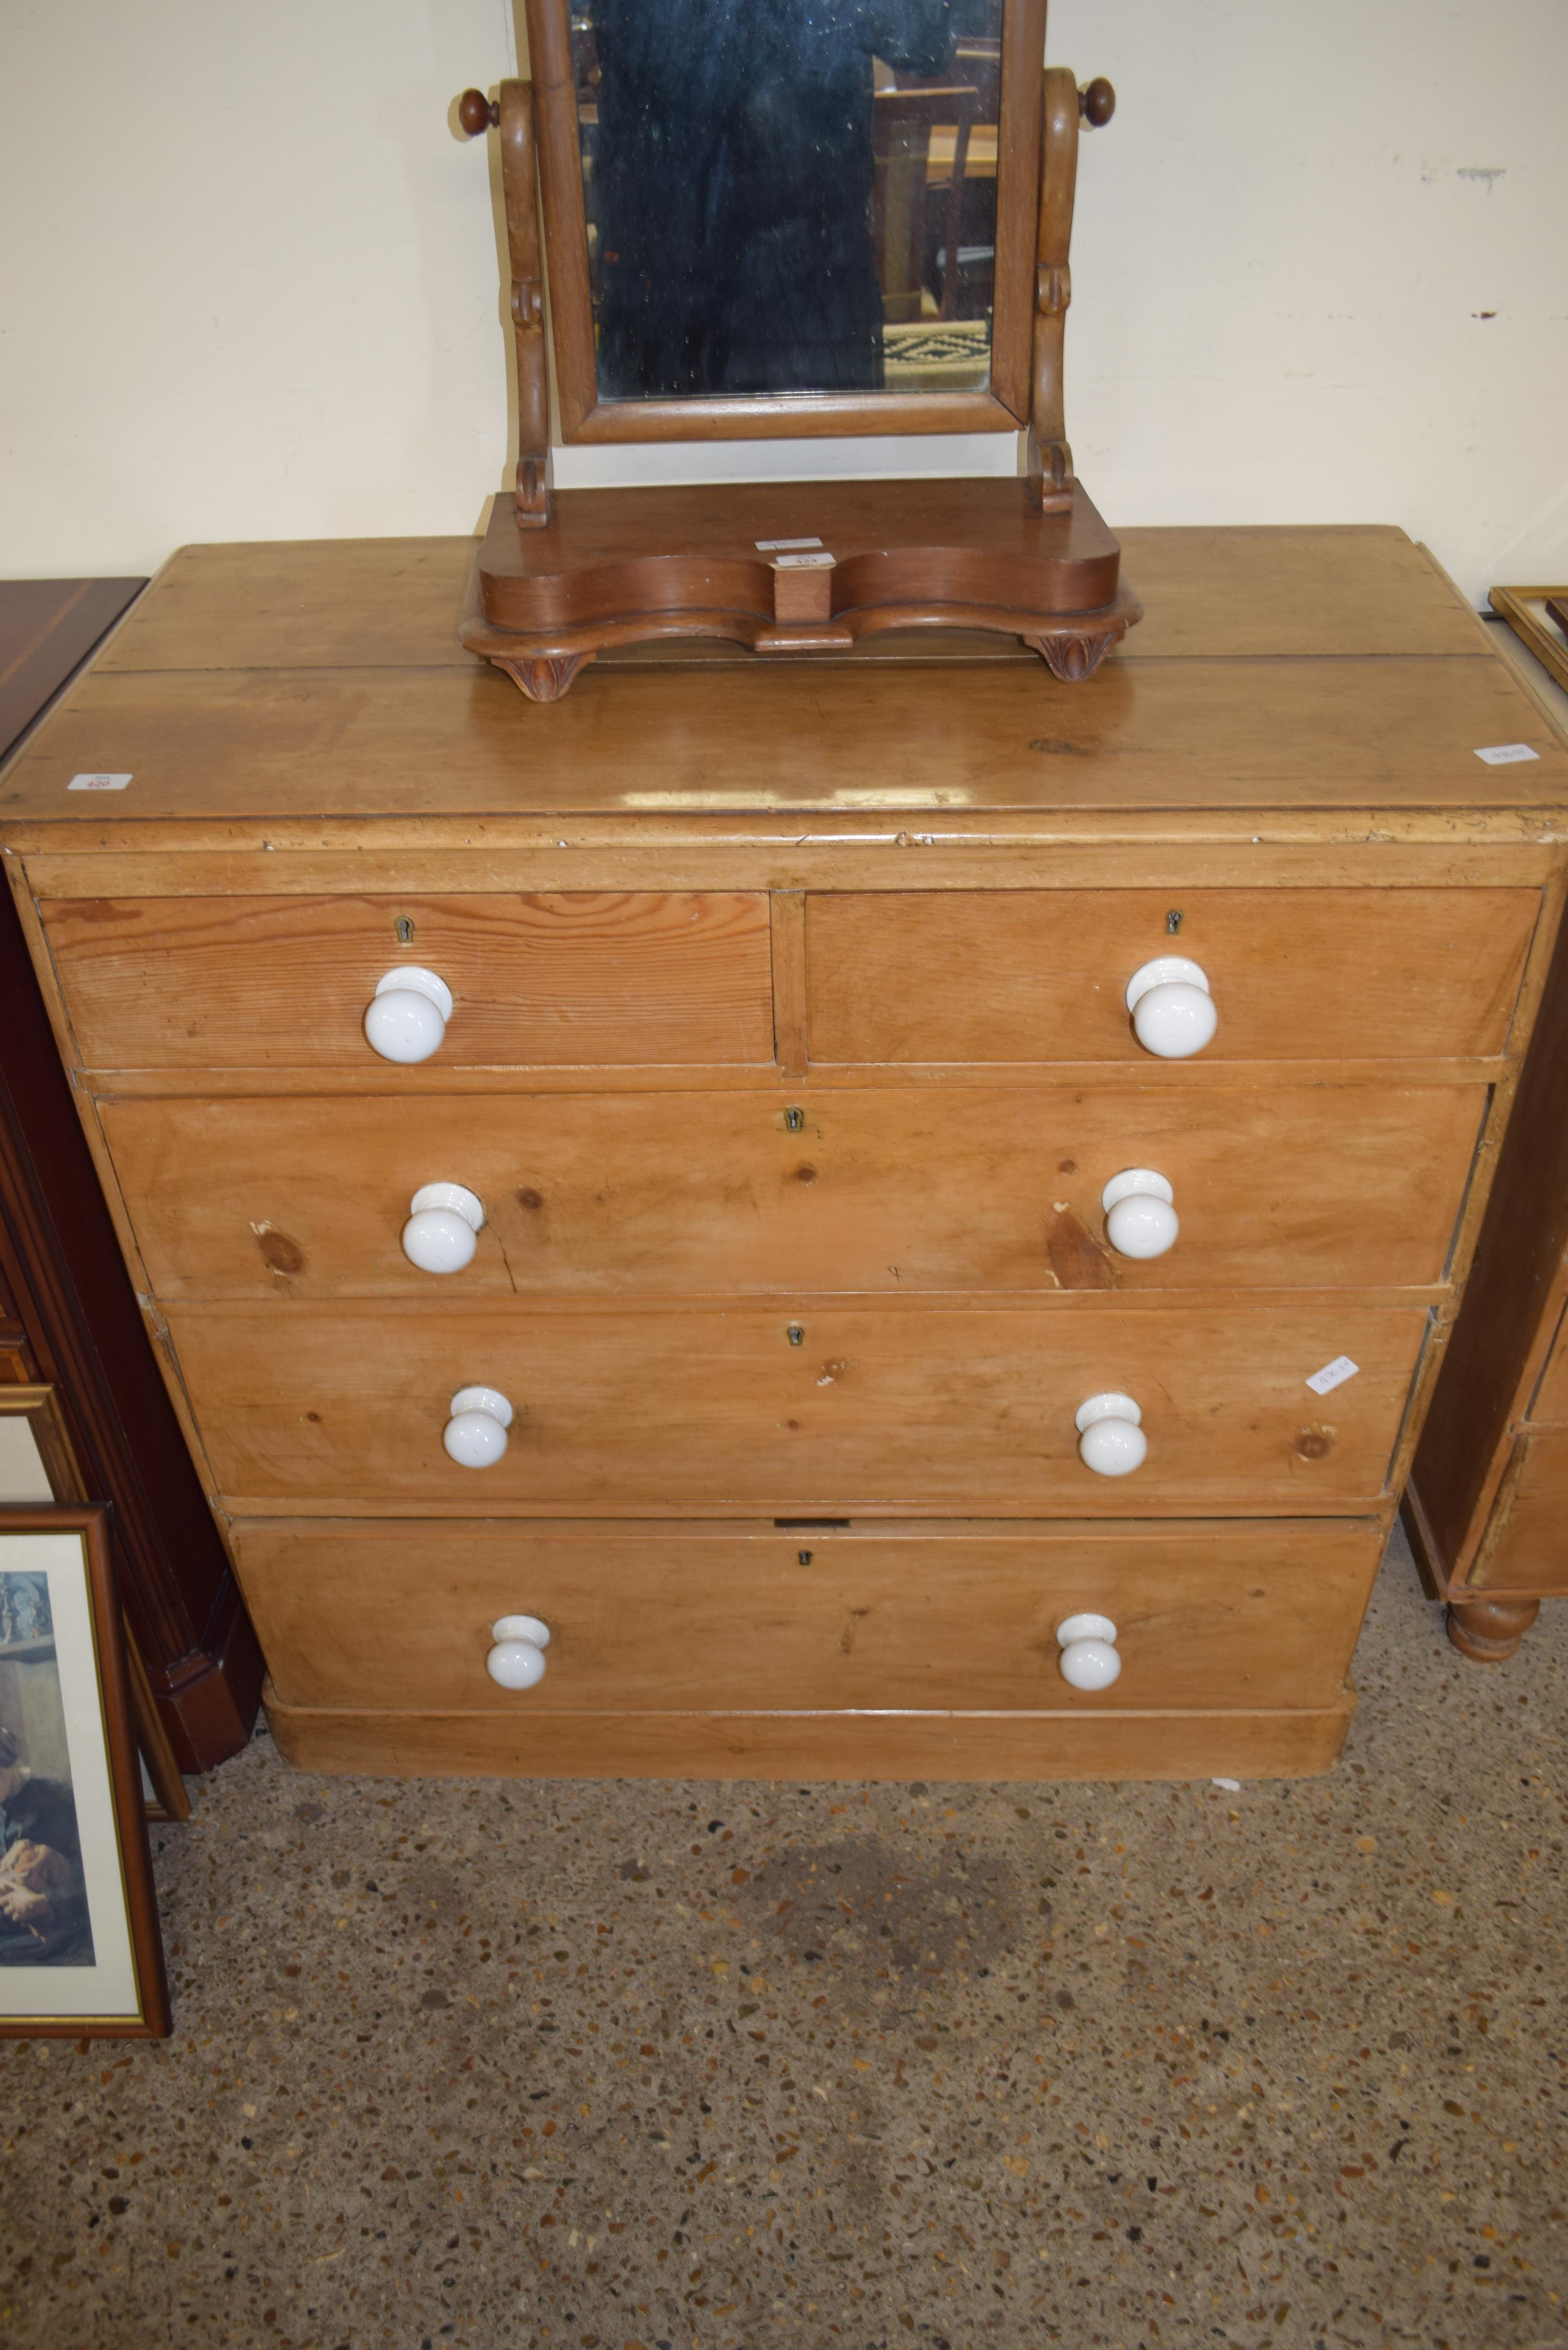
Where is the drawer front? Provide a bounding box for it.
[1469,1428,1568,1594]
[101,1082,1482,1301]
[172,1301,1426,1512]
[805,889,1537,1065]
[234,1516,1382,1714]
[42,892,775,1069]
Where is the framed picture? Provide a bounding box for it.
[0,1387,191,1824]
[0,1384,84,1510]
[0,1507,170,2037]
[1490,585,1568,699]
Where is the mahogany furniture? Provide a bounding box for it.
[0,582,262,1775]
[453,0,1137,698]
[1404,633,1568,1662]
[1,524,1563,1780]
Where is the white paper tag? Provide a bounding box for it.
[755,536,823,552]
[67,772,132,792]
[1306,1355,1359,1396]
[774,551,835,570]
[1474,742,1541,765]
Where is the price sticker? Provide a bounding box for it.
[1473,743,1541,765]
[1305,1355,1359,1397]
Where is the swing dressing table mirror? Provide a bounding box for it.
[456,0,1135,699]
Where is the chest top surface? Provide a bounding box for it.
[2,525,1564,837]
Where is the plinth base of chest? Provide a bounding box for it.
[262,1685,1355,1783]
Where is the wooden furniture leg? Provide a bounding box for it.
[1022,608,1134,682]
[492,651,595,701]
[1447,1595,1540,1663]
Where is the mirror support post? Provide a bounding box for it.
[1025,64,1080,513]
[498,79,554,529]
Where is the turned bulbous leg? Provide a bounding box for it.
[1446,1594,1540,1664]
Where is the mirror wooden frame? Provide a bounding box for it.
[455,9,1137,699]
[523,0,1045,444]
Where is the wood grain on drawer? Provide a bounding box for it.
[41,892,774,1068]
[805,889,1538,1064]
[233,1516,1382,1714]
[170,1301,1427,1514]
[103,1083,1484,1300]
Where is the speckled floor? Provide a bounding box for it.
[2,1527,1564,2350]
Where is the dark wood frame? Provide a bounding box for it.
[0,1389,190,1820]
[0,581,264,1776]
[455,35,1132,698]
[0,1391,189,1819]
[0,1506,170,2040]
[523,0,1045,443]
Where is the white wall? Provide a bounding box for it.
[2,0,1563,604]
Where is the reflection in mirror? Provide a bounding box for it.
[572,0,1004,402]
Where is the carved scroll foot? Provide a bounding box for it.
[1024,621,1128,684]
[1446,1595,1540,1664]
[492,652,595,702]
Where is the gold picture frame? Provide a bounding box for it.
[0,1384,84,1510]
[1489,586,1568,700]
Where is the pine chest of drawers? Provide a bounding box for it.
[4,524,1565,1780]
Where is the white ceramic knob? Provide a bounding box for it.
[443,1384,514,1468]
[487,1613,550,1689]
[1125,956,1217,1059]
[363,966,453,1065]
[1075,1391,1147,1477]
[1056,1611,1122,1690]
[402,1182,485,1275]
[1101,1168,1179,1260]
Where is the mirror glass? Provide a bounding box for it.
[571,0,1005,402]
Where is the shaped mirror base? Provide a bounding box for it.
[462,479,1139,702]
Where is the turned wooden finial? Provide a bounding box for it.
[458,88,499,136]
[1078,77,1116,128]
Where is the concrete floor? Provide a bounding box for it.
[2,1528,1564,2350]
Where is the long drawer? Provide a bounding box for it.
[41,891,775,1069]
[233,1516,1383,1713]
[101,1082,1483,1300]
[805,889,1537,1064]
[172,1300,1428,1512]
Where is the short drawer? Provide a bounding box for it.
[1468,1427,1568,1594]
[101,1081,1482,1301]
[41,891,775,1069]
[1529,1318,1568,1425]
[233,1516,1382,1714]
[805,889,1537,1065]
[171,1300,1427,1513]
